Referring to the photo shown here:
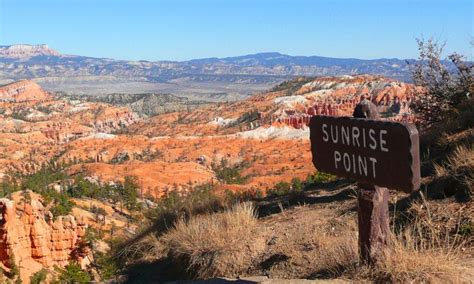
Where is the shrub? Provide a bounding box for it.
[270,77,314,94]
[459,222,473,237]
[408,37,473,127]
[49,193,75,217]
[90,205,108,219]
[237,109,259,124]
[291,177,303,192]
[306,231,358,277]
[254,189,264,199]
[212,159,248,184]
[54,263,91,284]
[21,165,69,193]
[118,184,225,265]
[30,269,48,284]
[306,172,337,185]
[120,176,139,210]
[267,181,291,197]
[95,252,119,281]
[110,152,130,164]
[0,174,20,198]
[69,176,101,199]
[434,144,473,193]
[161,203,265,279]
[369,233,470,282]
[84,227,99,244]
[69,175,132,204]
[117,233,166,265]
[8,254,19,278]
[254,216,358,279]
[35,105,53,114]
[143,183,226,233]
[16,164,75,217]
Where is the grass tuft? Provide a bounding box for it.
[434,144,473,199]
[162,202,265,279]
[354,228,473,282]
[435,144,473,179]
[349,197,473,282]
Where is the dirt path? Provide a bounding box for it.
[244,183,359,279]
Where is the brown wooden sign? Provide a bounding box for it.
[309,115,420,193]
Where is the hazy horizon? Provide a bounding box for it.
[0,44,427,62]
[0,0,472,61]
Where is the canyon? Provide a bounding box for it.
[0,74,421,281]
[0,76,419,195]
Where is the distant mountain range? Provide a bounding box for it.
[0,44,414,100]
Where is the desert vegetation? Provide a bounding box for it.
[114,180,472,282]
[162,203,264,278]
[0,163,141,218]
[408,37,473,128]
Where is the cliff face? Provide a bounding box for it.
[0,193,91,282]
[0,44,60,59]
[0,80,51,102]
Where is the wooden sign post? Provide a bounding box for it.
[309,99,420,264]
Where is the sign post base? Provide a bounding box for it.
[357,184,390,264]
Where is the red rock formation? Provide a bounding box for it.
[0,80,51,102]
[0,194,90,282]
[93,110,140,133]
[268,75,419,129]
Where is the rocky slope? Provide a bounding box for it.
[0,80,51,102]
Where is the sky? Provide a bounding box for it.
[0,0,472,61]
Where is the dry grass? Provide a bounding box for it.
[310,231,358,277]
[370,230,472,282]
[349,197,473,283]
[117,183,472,282]
[432,143,474,200]
[435,144,474,180]
[352,227,473,283]
[267,224,359,278]
[250,203,360,279]
[161,202,265,279]
[118,233,166,263]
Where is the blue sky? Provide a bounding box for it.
[0,0,472,61]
